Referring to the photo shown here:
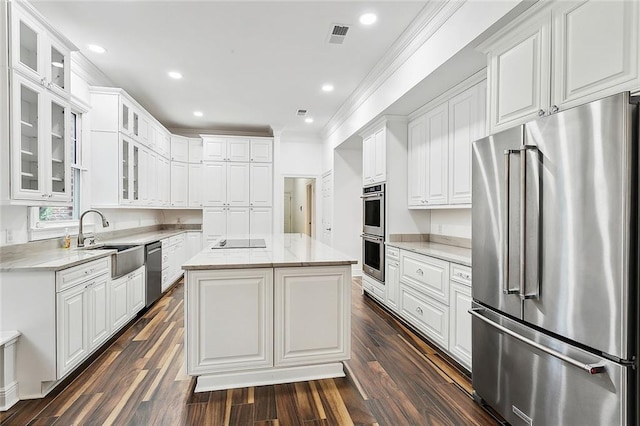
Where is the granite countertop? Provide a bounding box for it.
[0,229,198,272]
[386,241,472,266]
[183,234,358,270]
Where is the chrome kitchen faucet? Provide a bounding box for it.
[77,209,110,247]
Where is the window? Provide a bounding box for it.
[30,111,84,238]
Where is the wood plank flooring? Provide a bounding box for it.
[1,278,497,425]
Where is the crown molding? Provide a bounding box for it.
[172,126,273,138]
[359,114,408,139]
[321,0,465,139]
[71,53,114,87]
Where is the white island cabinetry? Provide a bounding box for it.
[184,234,355,392]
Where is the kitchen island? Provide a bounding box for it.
[182,234,357,392]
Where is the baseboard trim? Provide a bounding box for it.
[0,382,19,411]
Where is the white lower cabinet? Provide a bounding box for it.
[57,283,89,378]
[274,267,350,367]
[110,265,145,333]
[186,231,203,259]
[87,276,110,351]
[377,247,472,370]
[161,234,188,291]
[448,281,472,370]
[186,268,274,374]
[128,267,145,314]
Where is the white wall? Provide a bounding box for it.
[274,131,324,237]
[333,146,362,273]
[161,209,203,226]
[0,206,30,245]
[430,209,471,239]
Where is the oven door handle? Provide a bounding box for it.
[361,193,383,199]
[361,234,384,241]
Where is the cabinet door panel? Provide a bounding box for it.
[57,285,88,377]
[88,275,110,350]
[407,116,427,207]
[186,269,273,374]
[250,163,272,207]
[553,0,639,108]
[449,282,472,370]
[203,207,227,239]
[448,86,478,204]
[425,103,449,205]
[202,137,226,162]
[188,163,203,207]
[401,286,449,350]
[362,135,374,185]
[227,138,250,162]
[373,128,386,183]
[128,268,145,315]
[170,135,189,162]
[250,139,273,162]
[170,161,188,207]
[250,207,272,235]
[202,162,227,206]
[227,163,250,206]
[489,11,551,131]
[385,260,400,312]
[111,276,129,331]
[227,207,250,236]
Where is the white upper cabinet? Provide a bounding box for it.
[407,77,485,209]
[552,0,639,109]
[10,2,73,99]
[170,135,189,162]
[250,207,273,235]
[361,126,386,185]
[227,163,250,206]
[202,136,250,162]
[202,162,227,206]
[250,163,273,207]
[250,139,273,162]
[170,161,188,207]
[188,138,203,163]
[188,163,203,208]
[424,103,449,206]
[479,0,640,133]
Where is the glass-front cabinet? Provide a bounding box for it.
[121,137,131,203]
[11,72,71,202]
[10,2,71,98]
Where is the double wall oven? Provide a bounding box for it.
[361,184,385,282]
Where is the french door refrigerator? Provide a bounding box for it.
[471,92,638,426]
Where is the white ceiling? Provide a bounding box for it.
[31,1,429,137]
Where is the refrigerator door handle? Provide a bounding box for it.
[503,149,520,295]
[469,308,606,375]
[519,145,540,300]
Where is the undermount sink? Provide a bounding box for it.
[86,243,144,278]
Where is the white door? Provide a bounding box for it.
[110,275,129,332]
[170,161,188,207]
[250,207,272,235]
[203,207,227,240]
[227,207,250,236]
[407,116,427,207]
[425,103,449,205]
[57,284,88,377]
[552,0,640,109]
[488,10,551,132]
[227,138,250,162]
[250,163,273,207]
[202,162,227,206]
[227,162,250,206]
[448,85,478,205]
[87,274,110,351]
[188,163,203,207]
[185,269,273,374]
[202,137,226,162]
[250,139,273,162]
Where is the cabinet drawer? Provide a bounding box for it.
[450,263,472,286]
[56,257,110,292]
[169,234,185,245]
[400,252,449,304]
[400,285,449,350]
[362,277,385,302]
[386,246,399,261]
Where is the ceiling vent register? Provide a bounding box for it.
[296,109,308,116]
[327,24,350,45]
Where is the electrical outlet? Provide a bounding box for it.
[6,229,13,243]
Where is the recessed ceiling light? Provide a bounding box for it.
[321,84,334,92]
[88,44,106,54]
[305,117,314,124]
[52,61,64,68]
[168,71,183,80]
[359,13,377,25]
[193,111,203,117]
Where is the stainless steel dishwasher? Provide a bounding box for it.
[145,241,162,307]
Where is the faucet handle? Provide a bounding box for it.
[86,235,96,246]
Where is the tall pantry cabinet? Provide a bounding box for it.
[5,1,77,204]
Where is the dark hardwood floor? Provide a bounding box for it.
[1,278,497,425]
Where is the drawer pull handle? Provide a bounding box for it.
[416,307,423,315]
[416,268,424,275]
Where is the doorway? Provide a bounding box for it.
[283,177,316,236]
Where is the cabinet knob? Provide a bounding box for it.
[538,109,546,117]
[550,105,559,114]
[416,268,424,275]
[415,307,423,315]
[42,194,48,198]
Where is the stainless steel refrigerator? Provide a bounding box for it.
[471,92,639,426]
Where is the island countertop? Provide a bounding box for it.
[182,233,357,270]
